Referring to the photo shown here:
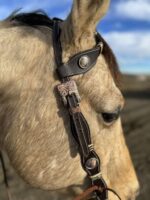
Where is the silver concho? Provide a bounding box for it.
[85,158,98,170]
[79,56,90,69]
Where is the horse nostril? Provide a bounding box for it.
[102,108,121,124]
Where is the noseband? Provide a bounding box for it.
[0,13,121,200]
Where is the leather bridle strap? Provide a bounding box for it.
[53,20,109,200]
[57,47,102,78]
[53,21,103,79]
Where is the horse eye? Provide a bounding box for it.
[101,108,121,124]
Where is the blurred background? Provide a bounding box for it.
[0,0,150,199]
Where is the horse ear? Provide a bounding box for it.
[61,0,110,49]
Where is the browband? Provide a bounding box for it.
[57,46,103,78]
[53,20,103,78]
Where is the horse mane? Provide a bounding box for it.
[6,11,121,86]
[6,10,54,27]
[99,35,121,86]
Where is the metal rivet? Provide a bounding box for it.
[79,56,90,69]
[85,158,98,170]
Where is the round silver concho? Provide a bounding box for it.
[78,56,90,69]
[85,158,98,170]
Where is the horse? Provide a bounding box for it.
[0,0,139,199]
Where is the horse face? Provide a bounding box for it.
[0,0,139,199]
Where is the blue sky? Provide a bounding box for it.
[0,0,150,74]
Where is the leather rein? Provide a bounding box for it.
[0,14,121,200]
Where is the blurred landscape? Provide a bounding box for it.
[121,74,150,200]
[0,74,150,200]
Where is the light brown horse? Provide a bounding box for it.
[0,0,139,199]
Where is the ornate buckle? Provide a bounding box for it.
[57,80,81,106]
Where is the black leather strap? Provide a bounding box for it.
[68,94,91,157]
[68,94,108,199]
[57,46,101,78]
[52,20,103,79]
[53,20,63,68]
[53,20,108,200]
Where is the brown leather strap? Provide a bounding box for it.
[74,186,122,200]
[74,186,99,200]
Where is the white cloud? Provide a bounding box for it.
[103,31,150,72]
[104,31,150,58]
[115,0,150,21]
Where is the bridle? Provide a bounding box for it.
[53,19,108,200]
[0,13,121,200]
[52,19,121,200]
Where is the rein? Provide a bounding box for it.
[0,13,121,200]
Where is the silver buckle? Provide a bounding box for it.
[57,80,81,106]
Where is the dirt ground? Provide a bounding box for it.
[0,74,150,200]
